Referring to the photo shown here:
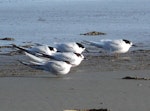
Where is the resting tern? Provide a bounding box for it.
[84,39,134,54]
[20,54,72,76]
[33,42,85,54]
[26,52,84,67]
[12,44,57,55]
[55,42,85,54]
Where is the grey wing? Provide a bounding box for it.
[57,43,74,52]
[47,61,65,72]
[54,53,74,63]
[104,40,121,51]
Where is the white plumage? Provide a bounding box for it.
[21,54,72,75]
[13,42,85,76]
[55,42,85,54]
[25,51,84,67]
[84,39,133,54]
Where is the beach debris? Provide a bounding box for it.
[0,37,14,41]
[122,76,150,80]
[80,31,106,36]
[64,109,110,111]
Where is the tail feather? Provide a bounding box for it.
[18,59,43,66]
[25,52,48,63]
[12,44,45,57]
[12,44,34,54]
[29,61,45,66]
[19,59,47,71]
[18,60,32,66]
[34,43,44,46]
[83,40,103,48]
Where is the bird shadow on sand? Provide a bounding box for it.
[0,75,72,80]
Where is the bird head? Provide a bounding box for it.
[74,53,85,61]
[122,39,133,47]
[48,46,57,53]
[76,42,86,53]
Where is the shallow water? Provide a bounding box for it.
[0,0,150,48]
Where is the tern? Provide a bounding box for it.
[26,51,84,67]
[55,42,85,54]
[12,44,57,56]
[20,55,72,76]
[84,39,134,54]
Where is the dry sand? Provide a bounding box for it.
[0,49,150,111]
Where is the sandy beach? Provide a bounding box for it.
[0,49,150,111]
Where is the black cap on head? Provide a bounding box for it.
[48,46,55,51]
[123,39,131,44]
[74,53,81,57]
[76,42,85,48]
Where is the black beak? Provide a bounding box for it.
[85,49,90,53]
[84,57,88,60]
[132,44,137,47]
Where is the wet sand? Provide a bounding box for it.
[0,50,150,111]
